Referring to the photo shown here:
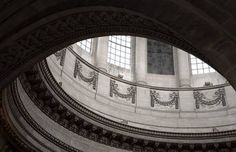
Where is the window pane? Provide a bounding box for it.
[107,36,131,69]
[192,70,197,75]
[198,69,203,74]
[77,39,92,53]
[190,55,215,75]
[121,52,125,57]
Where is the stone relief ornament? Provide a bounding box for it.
[150,90,179,109]
[193,88,226,109]
[18,62,235,151]
[110,80,136,104]
[73,59,98,90]
[54,48,66,66]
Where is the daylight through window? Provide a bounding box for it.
[77,39,92,53]
[190,55,215,75]
[107,36,131,69]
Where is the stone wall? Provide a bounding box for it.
[47,50,236,133]
[75,36,225,88]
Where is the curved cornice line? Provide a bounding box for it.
[37,60,236,139]
[10,60,235,151]
[69,47,229,91]
[0,6,212,89]
[9,80,82,152]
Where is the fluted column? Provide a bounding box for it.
[95,36,109,72]
[177,48,191,87]
[135,37,147,84]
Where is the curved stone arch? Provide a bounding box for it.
[0,7,196,88]
[0,0,236,89]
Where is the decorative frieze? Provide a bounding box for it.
[73,59,98,90]
[16,62,235,152]
[54,48,66,66]
[193,88,226,109]
[110,80,136,104]
[150,90,179,109]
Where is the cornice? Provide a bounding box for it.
[0,7,208,89]
[0,90,37,152]
[38,59,236,140]
[15,59,236,151]
[69,47,229,91]
[8,80,82,152]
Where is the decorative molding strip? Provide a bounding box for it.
[54,48,66,66]
[0,8,184,88]
[9,80,82,152]
[110,80,136,104]
[150,90,179,109]
[15,61,236,151]
[194,88,226,109]
[39,59,236,138]
[69,48,229,92]
[40,59,236,138]
[0,90,38,152]
[73,59,98,90]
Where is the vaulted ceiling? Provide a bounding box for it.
[1,0,236,89]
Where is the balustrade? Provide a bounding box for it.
[52,47,230,111]
[46,46,236,133]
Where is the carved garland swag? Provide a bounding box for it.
[193,88,226,109]
[15,61,235,152]
[73,59,98,90]
[150,90,179,109]
[110,80,136,104]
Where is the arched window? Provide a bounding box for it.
[190,55,215,75]
[107,36,131,69]
[77,39,92,53]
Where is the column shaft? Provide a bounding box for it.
[135,37,147,84]
[177,48,191,87]
[95,37,109,72]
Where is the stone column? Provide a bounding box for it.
[135,37,147,84]
[95,36,109,72]
[177,48,191,87]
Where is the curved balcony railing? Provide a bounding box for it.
[51,46,231,110]
[68,46,229,91]
[45,46,236,133]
